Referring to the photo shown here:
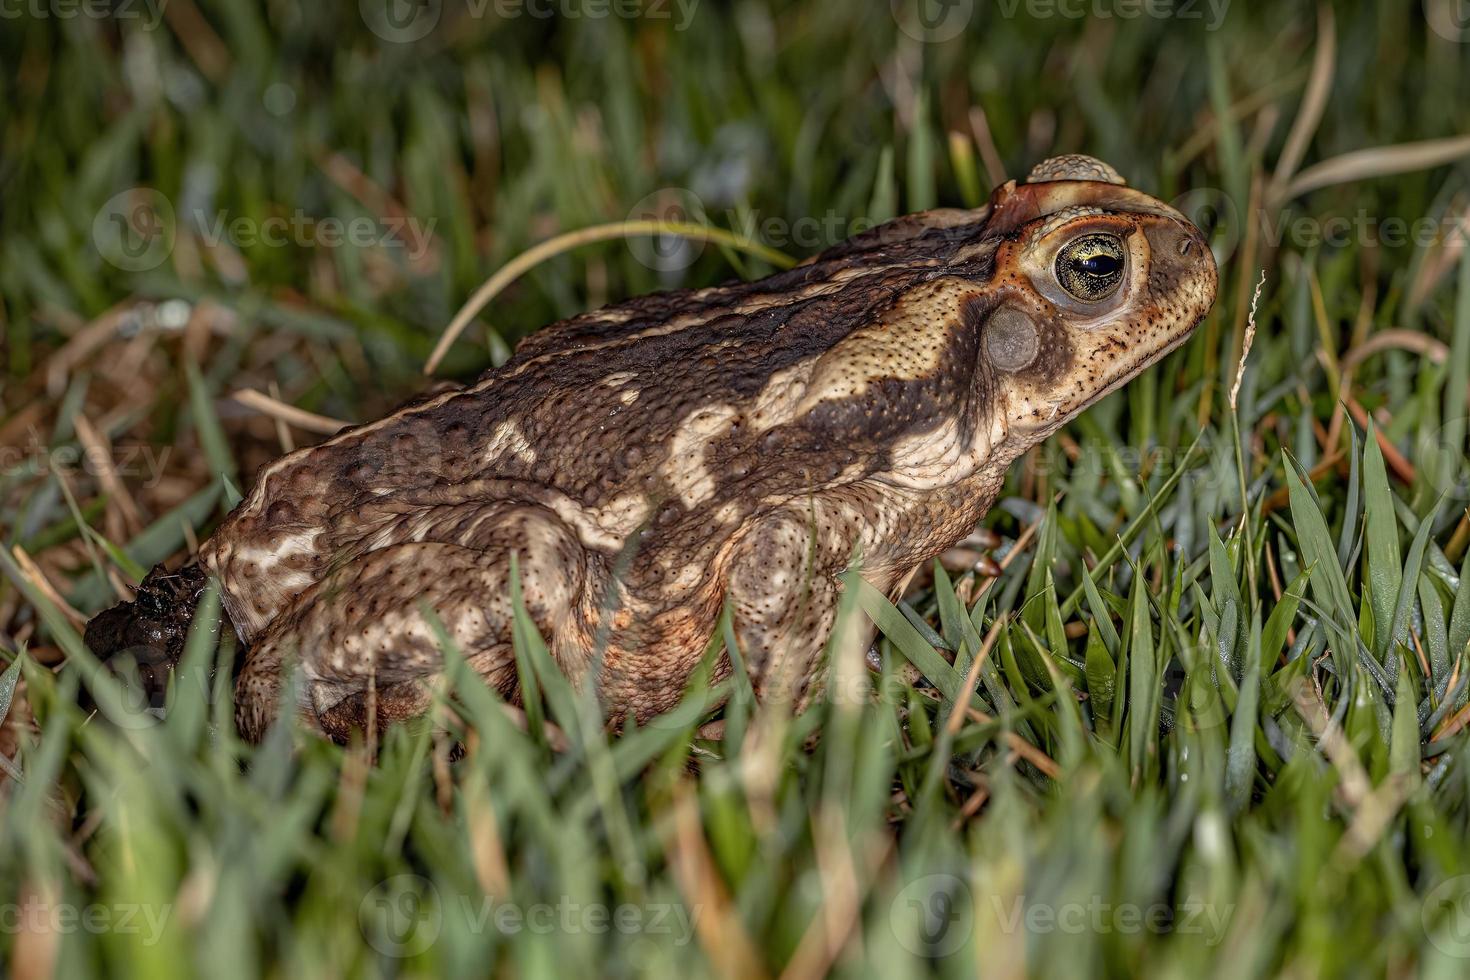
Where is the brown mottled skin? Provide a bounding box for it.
[85,156,1217,742]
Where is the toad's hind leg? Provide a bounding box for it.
[234,506,586,743]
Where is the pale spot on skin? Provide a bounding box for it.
[797,278,977,413]
[879,420,991,490]
[588,493,653,542]
[660,559,707,592]
[534,489,651,552]
[484,420,537,466]
[214,535,320,640]
[663,405,740,507]
[748,363,812,432]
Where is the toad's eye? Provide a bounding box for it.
[1055,234,1126,301]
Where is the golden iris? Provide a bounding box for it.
[1055,234,1125,301]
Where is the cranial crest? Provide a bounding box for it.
[1025,155,1128,186]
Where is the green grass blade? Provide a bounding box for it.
[1362,421,1402,659]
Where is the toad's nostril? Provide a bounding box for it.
[1179,237,1193,256]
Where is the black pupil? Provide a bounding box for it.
[1076,253,1120,277]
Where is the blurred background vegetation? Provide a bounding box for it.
[4,1,1470,977]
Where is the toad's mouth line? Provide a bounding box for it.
[1011,316,1206,440]
[1088,324,1201,406]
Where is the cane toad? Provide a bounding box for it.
[87,155,1217,742]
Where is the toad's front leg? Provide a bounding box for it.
[723,499,887,708]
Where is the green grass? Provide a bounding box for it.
[4,2,1470,977]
